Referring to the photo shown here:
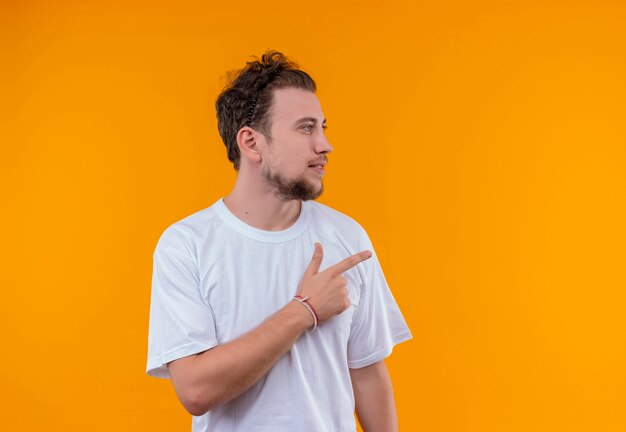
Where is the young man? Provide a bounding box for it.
[147,51,412,431]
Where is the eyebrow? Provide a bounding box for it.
[294,117,327,126]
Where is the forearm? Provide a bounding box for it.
[350,361,399,432]
[168,301,311,415]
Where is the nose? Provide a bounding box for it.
[315,131,333,154]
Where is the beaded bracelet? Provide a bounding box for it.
[292,295,318,333]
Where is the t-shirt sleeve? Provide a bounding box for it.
[146,229,218,378]
[347,231,412,369]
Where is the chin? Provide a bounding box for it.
[303,182,324,201]
[264,167,324,201]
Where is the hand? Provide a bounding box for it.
[296,242,372,324]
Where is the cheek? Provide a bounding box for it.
[265,136,310,173]
[278,151,308,172]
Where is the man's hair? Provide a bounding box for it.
[215,50,317,171]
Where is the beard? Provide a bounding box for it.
[262,166,324,201]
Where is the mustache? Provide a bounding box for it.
[308,157,328,166]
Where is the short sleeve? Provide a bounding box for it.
[347,235,412,369]
[146,231,218,379]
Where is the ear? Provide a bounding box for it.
[236,126,263,165]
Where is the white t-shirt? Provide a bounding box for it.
[147,198,412,432]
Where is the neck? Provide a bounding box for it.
[223,169,302,231]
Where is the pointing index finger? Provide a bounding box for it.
[327,250,372,276]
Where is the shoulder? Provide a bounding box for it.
[154,203,222,256]
[308,200,365,231]
[307,201,372,248]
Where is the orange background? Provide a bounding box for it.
[2,0,626,430]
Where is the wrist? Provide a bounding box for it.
[283,301,315,333]
[292,295,319,333]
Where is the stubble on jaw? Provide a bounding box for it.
[261,166,324,201]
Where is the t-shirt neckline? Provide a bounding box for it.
[212,198,311,243]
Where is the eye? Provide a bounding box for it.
[301,124,314,132]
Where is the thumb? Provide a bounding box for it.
[304,242,324,277]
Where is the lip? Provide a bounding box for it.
[308,165,326,175]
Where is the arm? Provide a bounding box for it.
[350,360,399,432]
[167,243,372,416]
[168,301,310,416]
